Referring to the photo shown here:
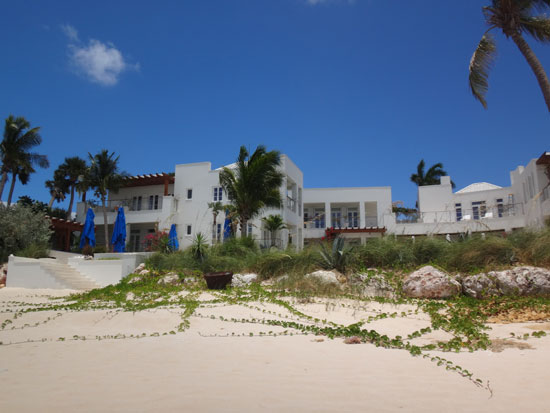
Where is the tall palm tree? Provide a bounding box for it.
[45,168,69,208]
[219,145,284,237]
[410,160,455,188]
[0,115,49,202]
[58,156,88,219]
[261,214,287,247]
[88,150,126,248]
[6,158,34,205]
[469,0,550,111]
[207,201,224,243]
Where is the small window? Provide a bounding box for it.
[187,189,193,200]
[496,198,504,218]
[137,196,142,211]
[213,187,223,202]
[455,203,462,221]
[186,225,192,235]
[247,223,253,235]
[148,195,154,210]
[472,201,486,220]
[154,195,159,209]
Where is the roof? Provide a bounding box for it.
[536,151,550,165]
[122,172,174,188]
[456,182,502,194]
[215,162,237,171]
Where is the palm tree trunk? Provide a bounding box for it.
[48,195,55,208]
[101,195,109,250]
[0,171,8,202]
[67,185,75,220]
[7,172,17,206]
[241,218,248,238]
[213,214,218,243]
[511,32,550,112]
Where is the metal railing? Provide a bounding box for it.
[303,216,378,229]
[396,203,524,224]
[90,197,167,213]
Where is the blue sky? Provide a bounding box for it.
[1,0,549,209]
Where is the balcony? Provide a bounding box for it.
[396,203,524,224]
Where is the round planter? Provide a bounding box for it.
[203,271,233,290]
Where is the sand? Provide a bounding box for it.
[1,287,550,412]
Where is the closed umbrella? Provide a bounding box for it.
[223,209,232,241]
[168,224,179,251]
[111,207,127,253]
[79,208,96,249]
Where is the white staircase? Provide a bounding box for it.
[40,261,101,290]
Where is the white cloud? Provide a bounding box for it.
[61,24,79,42]
[62,25,139,86]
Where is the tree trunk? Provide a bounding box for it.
[511,32,550,112]
[241,218,248,238]
[271,230,276,247]
[0,171,8,202]
[67,184,75,220]
[81,191,87,202]
[48,195,55,208]
[7,172,17,206]
[102,195,109,250]
[212,213,218,243]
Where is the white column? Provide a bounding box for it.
[359,201,366,228]
[325,202,331,228]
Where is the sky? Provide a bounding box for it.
[1,0,549,210]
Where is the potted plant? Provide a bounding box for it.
[203,271,233,289]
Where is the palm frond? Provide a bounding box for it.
[469,33,497,109]
[520,16,550,41]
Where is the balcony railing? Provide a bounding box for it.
[304,216,378,229]
[89,197,167,213]
[396,203,524,224]
[286,196,296,212]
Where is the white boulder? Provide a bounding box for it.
[403,266,461,299]
[462,273,500,298]
[158,273,180,285]
[232,273,259,287]
[306,270,340,284]
[491,266,550,296]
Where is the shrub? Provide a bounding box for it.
[442,236,515,273]
[16,243,50,259]
[251,248,319,279]
[508,228,550,267]
[143,230,171,253]
[0,204,52,263]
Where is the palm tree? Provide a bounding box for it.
[261,214,287,247]
[469,1,550,111]
[45,168,69,208]
[6,158,34,205]
[58,156,88,219]
[410,160,455,188]
[219,145,284,237]
[0,115,49,203]
[207,201,224,243]
[88,150,127,248]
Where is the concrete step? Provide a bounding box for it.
[40,262,101,291]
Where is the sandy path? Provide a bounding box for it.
[1,288,550,412]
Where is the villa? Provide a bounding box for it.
[76,151,550,251]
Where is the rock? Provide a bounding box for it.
[158,273,180,285]
[353,271,396,298]
[343,336,362,344]
[0,263,7,285]
[306,270,340,284]
[462,273,500,299]
[126,292,135,301]
[491,266,550,297]
[135,263,146,272]
[403,266,461,299]
[128,276,142,284]
[139,269,150,276]
[232,273,259,287]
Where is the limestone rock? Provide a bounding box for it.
[128,276,142,284]
[462,273,500,299]
[491,266,550,297]
[306,270,340,284]
[354,271,396,298]
[135,263,146,272]
[126,292,135,301]
[158,273,180,285]
[139,269,150,276]
[232,273,259,287]
[403,266,461,299]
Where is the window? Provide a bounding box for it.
[186,225,192,235]
[213,187,223,202]
[314,208,325,229]
[148,196,154,210]
[247,223,253,235]
[472,201,486,220]
[304,211,309,228]
[347,209,358,228]
[186,189,193,200]
[331,208,342,228]
[154,195,159,209]
[148,195,160,210]
[298,188,302,217]
[496,198,504,218]
[455,203,462,221]
[137,196,142,211]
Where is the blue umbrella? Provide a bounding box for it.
[111,207,127,253]
[79,208,96,249]
[168,224,179,251]
[223,209,232,241]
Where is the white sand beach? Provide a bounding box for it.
[1,287,550,412]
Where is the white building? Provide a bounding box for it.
[77,151,550,250]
